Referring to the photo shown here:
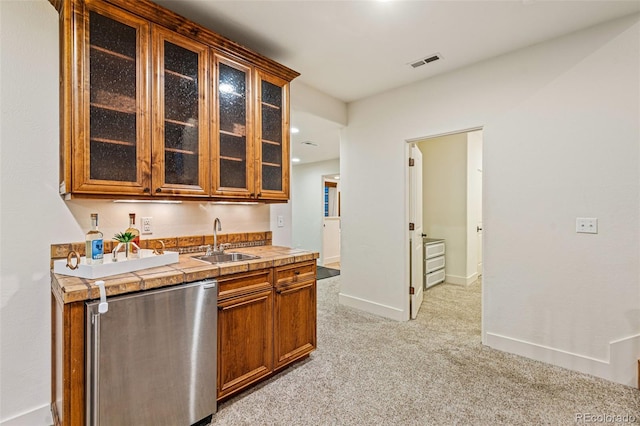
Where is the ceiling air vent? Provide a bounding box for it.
[409,53,441,69]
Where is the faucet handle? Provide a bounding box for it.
[204,245,213,256]
[219,243,230,252]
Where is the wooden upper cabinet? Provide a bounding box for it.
[256,71,290,201]
[211,54,254,199]
[71,0,151,195]
[55,0,298,201]
[151,26,209,197]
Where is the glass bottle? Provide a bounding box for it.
[125,213,140,254]
[85,213,104,265]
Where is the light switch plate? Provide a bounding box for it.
[277,215,284,228]
[576,217,598,234]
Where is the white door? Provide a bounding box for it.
[477,222,483,276]
[409,144,424,319]
[322,217,341,266]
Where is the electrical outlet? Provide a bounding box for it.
[576,217,597,234]
[141,217,153,234]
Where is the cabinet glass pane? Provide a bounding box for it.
[89,11,137,182]
[261,80,283,191]
[219,134,247,188]
[218,62,248,190]
[262,164,282,191]
[262,142,282,166]
[163,41,199,185]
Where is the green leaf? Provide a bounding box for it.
[113,231,136,243]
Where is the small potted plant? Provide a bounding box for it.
[113,232,139,260]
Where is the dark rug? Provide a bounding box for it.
[317,266,340,280]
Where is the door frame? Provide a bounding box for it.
[321,174,341,267]
[405,126,484,339]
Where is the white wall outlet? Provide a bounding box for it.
[277,215,284,228]
[576,217,598,234]
[141,217,153,234]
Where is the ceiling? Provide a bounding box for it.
[155,0,640,164]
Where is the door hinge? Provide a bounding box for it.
[409,222,415,231]
[409,286,415,295]
[409,158,415,167]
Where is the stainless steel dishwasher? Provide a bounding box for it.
[85,279,217,426]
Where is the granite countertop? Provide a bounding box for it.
[51,245,319,304]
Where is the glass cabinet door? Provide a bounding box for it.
[75,1,150,195]
[256,71,290,200]
[212,55,253,198]
[151,26,209,197]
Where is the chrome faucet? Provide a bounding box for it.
[213,217,222,254]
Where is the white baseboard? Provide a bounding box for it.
[485,332,640,387]
[338,292,405,321]
[1,405,52,426]
[446,272,478,286]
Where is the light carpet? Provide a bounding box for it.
[214,277,639,425]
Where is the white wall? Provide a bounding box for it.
[0,2,272,423]
[290,80,347,127]
[270,202,292,247]
[417,133,468,283]
[291,159,339,265]
[341,13,640,386]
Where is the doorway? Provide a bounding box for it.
[407,128,483,318]
[322,175,340,268]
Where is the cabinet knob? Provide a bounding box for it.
[156,188,161,193]
[250,193,255,198]
[143,187,150,193]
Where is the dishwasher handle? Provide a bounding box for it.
[89,312,101,426]
[96,280,108,314]
[88,280,107,426]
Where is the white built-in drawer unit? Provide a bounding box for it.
[425,241,445,259]
[425,268,446,288]
[425,255,445,273]
[424,238,445,289]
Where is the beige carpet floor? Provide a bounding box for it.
[214,277,639,425]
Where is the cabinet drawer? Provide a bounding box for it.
[425,255,445,273]
[275,261,316,287]
[425,242,445,259]
[425,268,446,288]
[218,269,272,301]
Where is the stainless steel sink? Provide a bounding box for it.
[193,252,260,264]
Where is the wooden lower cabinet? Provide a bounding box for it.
[217,261,317,400]
[217,270,274,400]
[274,262,317,370]
[50,294,86,426]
